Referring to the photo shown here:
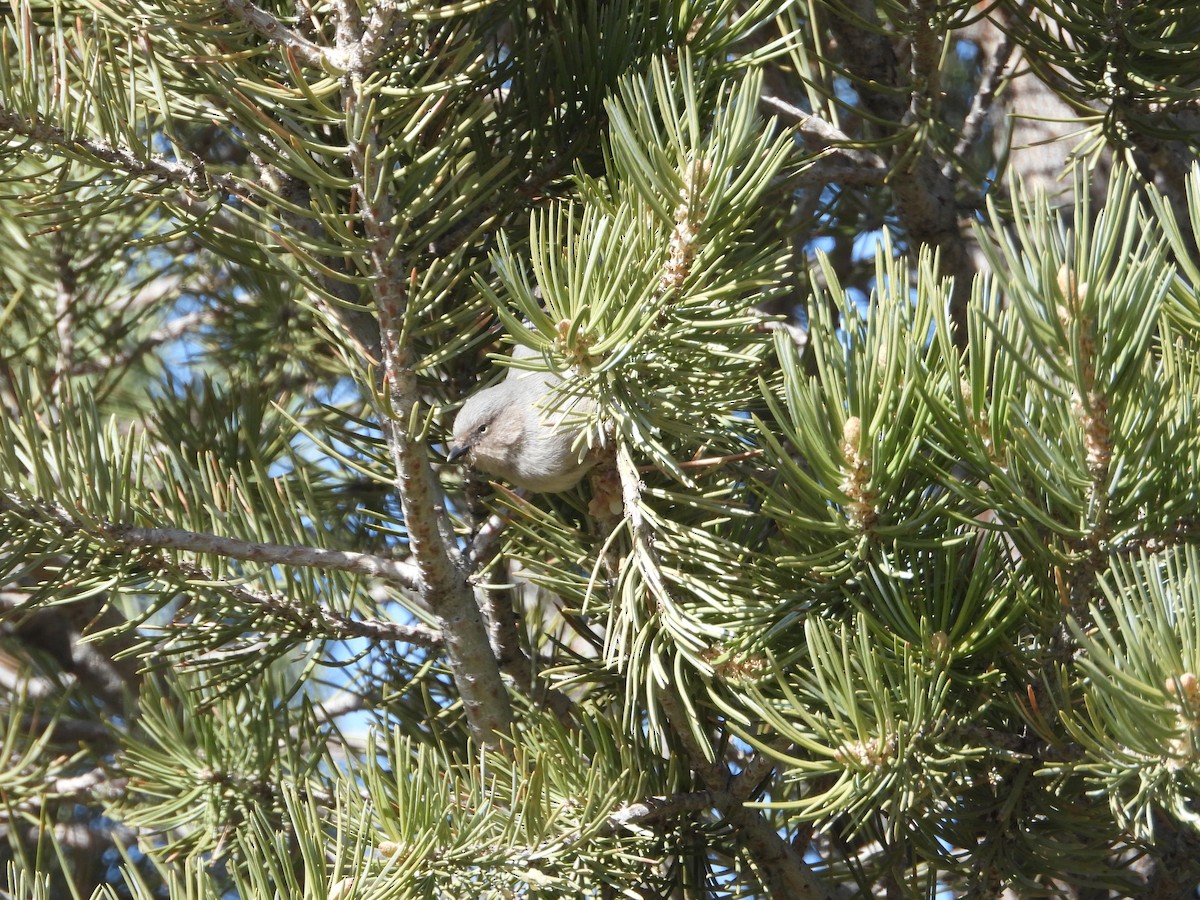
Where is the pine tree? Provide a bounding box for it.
[1,0,1199,897]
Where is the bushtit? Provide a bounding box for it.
[448,344,594,492]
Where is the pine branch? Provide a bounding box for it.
[657,690,836,900]
[0,492,436,645]
[308,688,375,724]
[825,0,976,333]
[597,790,717,835]
[257,167,380,356]
[907,0,944,124]
[165,559,441,646]
[6,495,422,591]
[614,452,831,896]
[376,296,512,745]
[559,789,717,849]
[339,18,513,746]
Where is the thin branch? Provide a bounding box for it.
[6,767,130,822]
[105,522,423,591]
[220,0,345,71]
[672,449,765,471]
[2,493,435,645]
[656,690,835,900]
[760,94,888,179]
[309,688,374,723]
[599,791,716,834]
[555,789,717,855]
[727,740,787,802]
[950,30,1014,171]
[466,509,510,571]
[793,159,890,188]
[163,557,442,646]
[71,311,208,377]
[0,108,242,199]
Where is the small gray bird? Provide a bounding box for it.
[448,344,594,492]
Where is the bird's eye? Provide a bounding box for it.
[477,424,488,435]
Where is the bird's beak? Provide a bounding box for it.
[447,443,469,463]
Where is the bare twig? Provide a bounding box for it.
[0,492,436,644]
[760,94,889,179]
[600,791,716,834]
[106,522,423,591]
[673,449,764,471]
[950,30,1014,172]
[657,690,834,899]
[220,0,345,70]
[564,790,717,846]
[0,109,242,199]
[465,510,511,572]
[162,557,441,646]
[309,688,374,723]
